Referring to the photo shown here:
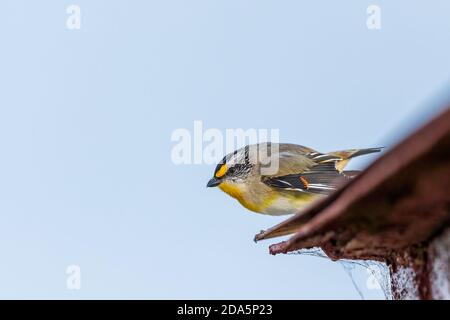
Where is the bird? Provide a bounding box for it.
[206,143,382,215]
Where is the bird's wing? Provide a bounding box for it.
[262,162,354,195]
[270,145,382,175]
[261,144,339,177]
[262,144,320,176]
[259,144,378,194]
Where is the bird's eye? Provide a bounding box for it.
[215,164,227,178]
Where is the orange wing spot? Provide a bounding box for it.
[299,176,309,189]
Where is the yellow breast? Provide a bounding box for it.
[219,181,321,215]
[218,182,266,212]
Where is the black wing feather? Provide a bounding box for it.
[263,162,355,195]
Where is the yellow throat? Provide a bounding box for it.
[218,182,261,212]
[218,181,320,215]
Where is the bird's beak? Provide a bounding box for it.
[206,177,221,188]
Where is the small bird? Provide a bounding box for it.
[207,143,382,215]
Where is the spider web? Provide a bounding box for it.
[288,248,392,300]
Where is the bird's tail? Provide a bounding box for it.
[328,147,383,172]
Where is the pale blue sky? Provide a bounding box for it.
[0,1,449,299]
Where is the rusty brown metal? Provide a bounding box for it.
[255,105,450,262]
